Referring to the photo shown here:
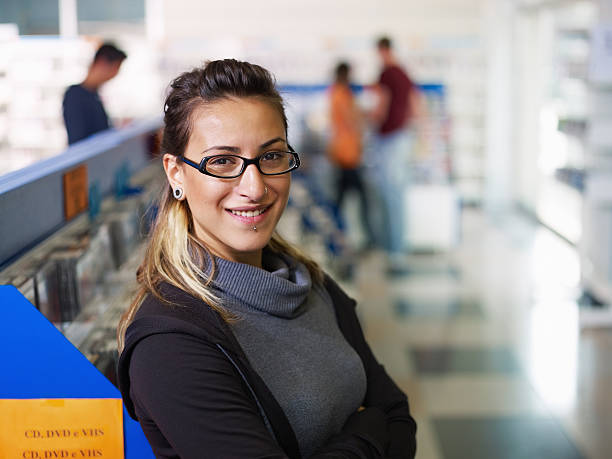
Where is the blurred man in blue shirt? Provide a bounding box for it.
[62,42,126,145]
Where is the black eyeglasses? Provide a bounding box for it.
[180,149,300,179]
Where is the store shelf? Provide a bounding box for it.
[554,167,585,192]
[536,175,582,245]
[0,160,164,380]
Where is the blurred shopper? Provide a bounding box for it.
[370,36,419,270]
[328,61,375,249]
[117,59,416,458]
[62,42,126,145]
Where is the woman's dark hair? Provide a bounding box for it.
[162,59,287,158]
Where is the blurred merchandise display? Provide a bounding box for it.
[278,177,355,279]
[410,84,452,185]
[0,161,164,381]
[0,35,94,173]
[511,0,612,316]
[536,5,593,246]
[106,207,144,269]
[429,50,486,205]
[401,83,462,252]
[581,19,612,308]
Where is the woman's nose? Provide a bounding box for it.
[238,164,267,200]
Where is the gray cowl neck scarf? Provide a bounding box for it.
[211,249,312,319]
[207,249,367,458]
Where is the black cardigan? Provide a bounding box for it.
[118,276,417,458]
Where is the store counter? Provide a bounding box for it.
[0,119,162,458]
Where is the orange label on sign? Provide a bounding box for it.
[63,164,89,221]
[0,398,124,459]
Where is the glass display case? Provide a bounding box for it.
[535,1,595,245]
[0,170,163,384]
[515,0,596,245]
[581,19,612,306]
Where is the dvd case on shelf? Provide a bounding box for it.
[35,260,63,328]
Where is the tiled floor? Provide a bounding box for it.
[341,208,612,459]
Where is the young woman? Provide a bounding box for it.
[117,59,416,458]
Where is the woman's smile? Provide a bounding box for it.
[226,204,271,224]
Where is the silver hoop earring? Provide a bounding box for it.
[173,187,184,200]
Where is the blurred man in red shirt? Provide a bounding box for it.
[370,36,420,271]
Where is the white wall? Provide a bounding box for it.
[161,0,484,40]
[153,0,487,86]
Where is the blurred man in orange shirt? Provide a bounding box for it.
[328,62,375,249]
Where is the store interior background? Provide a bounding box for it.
[1,0,612,458]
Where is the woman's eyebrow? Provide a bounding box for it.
[259,137,286,149]
[202,145,240,154]
[201,137,286,155]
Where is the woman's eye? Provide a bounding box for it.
[210,156,236,166]
[262,151,282,161]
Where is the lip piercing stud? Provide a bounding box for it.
[252,226,257,231]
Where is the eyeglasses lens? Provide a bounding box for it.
[260,152,295,174]
[206,156,243,177]
[205,152,295,177]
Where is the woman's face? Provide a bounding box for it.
[164,97,291,267]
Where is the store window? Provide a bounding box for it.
[77,0,145,35]
[77,0,144,22]
[0,0,60,35]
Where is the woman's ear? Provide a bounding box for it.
[163,154,183,190]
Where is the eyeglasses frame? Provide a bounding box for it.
[179,147,300,179]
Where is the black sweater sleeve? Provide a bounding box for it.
[129,332,289,459]
[325,276,418,458]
